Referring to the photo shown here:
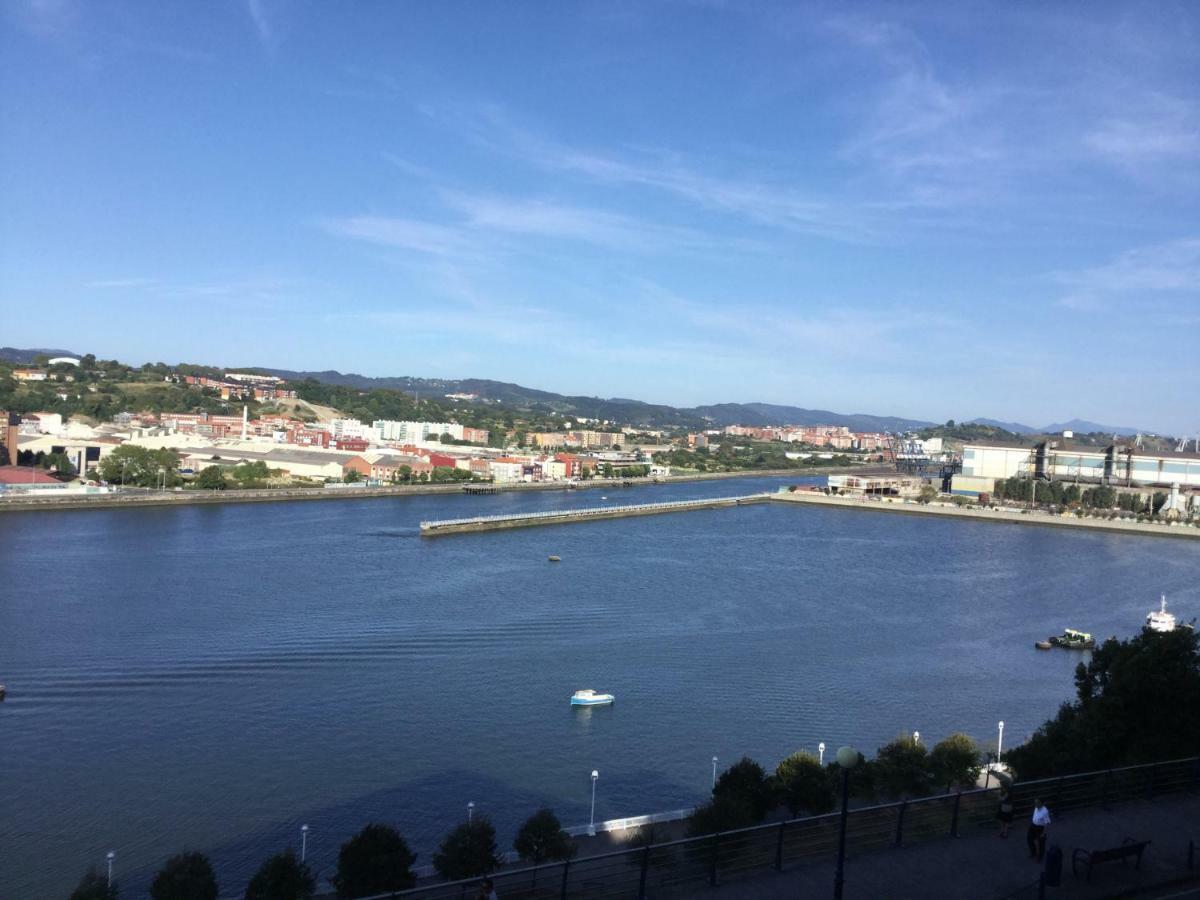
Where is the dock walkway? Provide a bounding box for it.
[419,493,770,535]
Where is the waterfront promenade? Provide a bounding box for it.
[705,793,1200,900]
[774,490,1200,541]
[0,467,882,514]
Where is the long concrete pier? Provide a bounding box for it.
[419,493,771,535]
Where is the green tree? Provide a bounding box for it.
[432,817,502,881]
[917,485,938,504]
[343,468,362,484]
[773,751,836,817]
[150,851,218,900]
[97,445,180,487]
[243,850,314,900]
[871,734,931,799]
[332,823,417,898]
[1006,628,1200,778]
[195,466,227,490]
[231,461,270,487]
[928,733,981,792]
[712,756,774,823]
[686,794,760,835]
[514,808,574,868]
[68,869,118,900]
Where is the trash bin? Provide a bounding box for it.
[1043,844,1063,887]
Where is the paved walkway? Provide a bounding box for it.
[702,794,1199,900]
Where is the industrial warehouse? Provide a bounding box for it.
[951,434,1200,515]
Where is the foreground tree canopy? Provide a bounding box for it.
[513,808,575,867]
[68,869,117,900]
[150,851,218,900]
[1006,627,1200,778]
[243,849,314,900]
[432,817,502,881]
[333,823,417,898]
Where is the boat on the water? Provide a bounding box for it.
[1036,628,1095,650]
[570,689,614,706]
[548,555,561,562]
[1145,594,1193,632]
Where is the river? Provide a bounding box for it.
[1,475,1196,897]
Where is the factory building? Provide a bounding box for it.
[953,436,1200,496]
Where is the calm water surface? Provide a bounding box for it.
[2,476,1198,897]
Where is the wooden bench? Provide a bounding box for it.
[1072,838,1151,881]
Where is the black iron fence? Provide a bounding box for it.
[356,756,1199,900]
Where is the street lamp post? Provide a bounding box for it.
[711,756,718,788]
[912,730,920,744]
[106,851,115,889]
[833,747,859,900]
[468,801,475,824]
[819,742,826,765]
[301,825,309,863]
[588,770,599,836]
[997,721,1005,765]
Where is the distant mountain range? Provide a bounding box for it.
[967,417,1142,437]
[264,369,934,431]
[0,347,80,364]
[0,347,1151,435]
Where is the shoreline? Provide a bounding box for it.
[772,490,1200,540]
[0,465,885,514]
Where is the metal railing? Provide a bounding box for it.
[419,495,769,529]
[366,756,1199,900]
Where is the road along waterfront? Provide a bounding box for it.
[773,489,1200,540]
[2,474,1198,897]
[0,466,890,514]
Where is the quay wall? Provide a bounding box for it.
[0,466,883,514]
[771,490,1200,540]
[420,494,770,535]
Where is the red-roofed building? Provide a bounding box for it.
[0,466,63,485]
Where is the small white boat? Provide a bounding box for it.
[570,689,614,706]
[1147,595,1179,632]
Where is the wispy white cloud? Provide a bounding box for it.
[322,215,467,257]
[87,276,158,289]
[1056,237,1200,311]
[10,0,77,37]
[1059,238,1200,293]
[246,0,276,52]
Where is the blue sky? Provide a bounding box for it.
[2,2,1197,432]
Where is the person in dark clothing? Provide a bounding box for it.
[996,789,1014,838]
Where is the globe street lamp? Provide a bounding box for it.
[833,746,859,900]
[588,770,599,836]
[106,851,115,888]
[819,742,826,765]
[912,730,920,744]
[711,756,718,788]
[301,825,309,863]
[997,721,1005,765]
[468,801,475,824]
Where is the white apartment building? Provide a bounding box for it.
[372,420,464,443]
[330,418,368,440]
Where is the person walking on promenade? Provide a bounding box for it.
[1027,798,1051,860]
[997,789,1014,838]
[477,877,498,900]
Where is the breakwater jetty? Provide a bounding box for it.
[420,493,771,535]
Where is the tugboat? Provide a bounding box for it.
[1036,628,1095,650]
[570,689,615,706]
